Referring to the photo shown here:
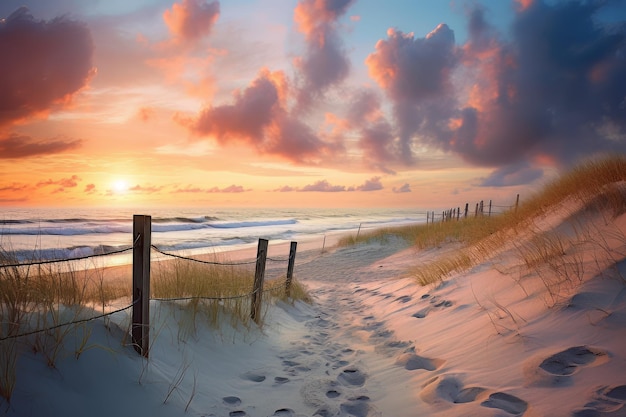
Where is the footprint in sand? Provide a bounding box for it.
[572,385,626,416]
[337,368,367,387]
[339,395,374,417]
[223,396,242,406]
[526,345,609,387]
[481,392,529,415]
[539,346,607,376]
[412,307,430,319]
[395,352,445,371]
[239,371,266,383]
[420,375,488,405]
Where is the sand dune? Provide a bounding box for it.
[4,203,626,417]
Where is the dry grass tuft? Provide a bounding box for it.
[338,155,626,286]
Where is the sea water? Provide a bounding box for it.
[0,207,425,266]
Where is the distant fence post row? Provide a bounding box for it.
[131,215,297,358]
[425,194,520,225]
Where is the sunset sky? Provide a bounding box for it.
[1,0,625,208]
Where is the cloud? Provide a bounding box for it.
[275,185,296,192]
[365,23,457,165]
[164,0,220,44]
[84,184,96,194]
[0,134,82,158]
[207,185,246,193]
[355,176,383,191]
[299,180,346,192]
[36,175,81,193]
[0,7,95,127]
[172,185,248,193]
[190,69,335,163]
[364,1,626,182]
[129,185,164,194]
[293,0,355,106]
[393,183,411,193]
[0,183,30,193]
[478,161,544,187]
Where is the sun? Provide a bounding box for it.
[112,179,129,194]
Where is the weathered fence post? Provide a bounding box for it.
[132,215,151,358]
[251,238,268,324]
[515,194,520,213]
[475,203,479,217]
[426,211,429,225]
[464,203,469,218]
[489,200,492,217]
[285,241,297,297]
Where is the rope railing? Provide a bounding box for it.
[150,244,259,266]
[0,245,135,269]
[0,300,137,341]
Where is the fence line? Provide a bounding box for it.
[0,301,137,342]
[426,194,520,225]
[1,215,299,358]
[0,244,136,269]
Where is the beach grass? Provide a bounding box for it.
[338,155,626,286]
[0,245,310,402]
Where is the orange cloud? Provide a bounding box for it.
[164,0,220,44]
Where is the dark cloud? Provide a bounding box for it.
[478,161,544,187]
[393,183,411,193]
[191,70,335,163]
[364,1,626,183]
[366,23,457,165]
[346,89,399,172]
[0,134,82,158]
[164,0,219,44]
[294,0,355,107]
[0,7,94,126]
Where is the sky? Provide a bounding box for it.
[0,0,625,209]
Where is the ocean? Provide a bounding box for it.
[0,207,426,266]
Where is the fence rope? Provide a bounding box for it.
[0,246,135,269]
[0,235,140,269]
[150,245,259,266]
[0,301,136,341]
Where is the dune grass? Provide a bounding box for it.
[0,246,310,403]
[338,155,626,286]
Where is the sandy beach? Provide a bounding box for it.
[4,199,626,417]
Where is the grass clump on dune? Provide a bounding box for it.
[339,155,626,286]
[151,254,311,330]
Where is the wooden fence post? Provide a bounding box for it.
[285,241,297,297]
[251,238,268,324]
[489,200,492,217]
[515,194,520,213]
[132,215,151,358]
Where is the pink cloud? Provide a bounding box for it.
[84,184,96,194]
[190,69,335,163]
[0,134,82,159]
[355,177,383,192]
[164,0,220,44]
[299,180,346,192]
[129,185,164,194]
[207,185,246,193]
[393,183,411,193]
[0,7,95,127]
